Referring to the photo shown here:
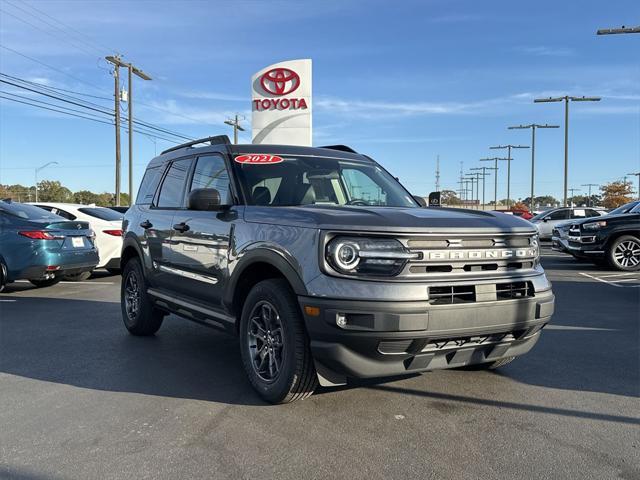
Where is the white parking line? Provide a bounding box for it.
[579,272,640,288]
[0,299,17,302]
[14,280,114,285]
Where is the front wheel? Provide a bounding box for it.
[121,257,164,336]
[607,235,640,271]
[239,279,317,404]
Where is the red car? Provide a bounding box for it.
[493,209,534,220]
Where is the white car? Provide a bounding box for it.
[529,207,607,240]
[30,203,123,279]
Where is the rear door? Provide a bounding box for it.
[168,153,235,308]
[144,157,193,290]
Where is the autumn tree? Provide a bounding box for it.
[600,181,633,209]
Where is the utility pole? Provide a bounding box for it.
[35,161,58,202]
[464,175,476,208]
[480,157,508,208]
[581,183,599,206]
[105,55,122,206]
[597,25,640,35]
[568,188,581,207]
[471,167,492,210]
[224,114,246,144]
[534,95,601,207]
[435,155,440,192]
[106,55,152,206]
[489,145,529,209]
[508,124,559,210]
[627,173,640,200]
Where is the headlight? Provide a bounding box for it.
[325,236,418,276]
[582,221,606,231]
[531,234,540,264]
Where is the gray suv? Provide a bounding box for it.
[120,136,555,403]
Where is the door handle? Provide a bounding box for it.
[173,222,190,233]
[140,220,153,229]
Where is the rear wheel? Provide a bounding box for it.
[239,279,317,404]
[121,257,164,336]
[607,235,640,271]
[63,271,92,281]
[29,277,61,288]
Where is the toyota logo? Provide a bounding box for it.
[260,68,300,96]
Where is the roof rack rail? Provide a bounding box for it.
[319,145,358,153]
[161,135,231,155]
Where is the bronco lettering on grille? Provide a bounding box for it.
[423,248,535,260]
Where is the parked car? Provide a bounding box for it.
[552,201,640,253]
[530,207,606,240]
[567,202,640,270]
[0,200,99,291]
[30,203,123,279]
[119,136,554,404]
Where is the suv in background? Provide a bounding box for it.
[530,207,606,240]
[120,136,554,403]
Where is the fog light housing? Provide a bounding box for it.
[336,313,347,328]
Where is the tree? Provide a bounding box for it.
[73,190,100,205]
[571,194,602,207]
[600,181,633,209]
[511,201,529,212]
[523,195,559,208]
[36,180,73,202]
[440,190,462,205]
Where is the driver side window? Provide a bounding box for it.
[342,168,386,205]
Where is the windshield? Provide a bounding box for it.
[0,201,64,220]
[233,155,417,208]
[78,207,124,221]
[608,201,640,215]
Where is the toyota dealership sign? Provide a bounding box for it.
[251,59,312,146]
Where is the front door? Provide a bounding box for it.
[168,154,236,309]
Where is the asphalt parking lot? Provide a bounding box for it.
[1,246,639,480]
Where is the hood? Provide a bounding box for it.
[244,205,536,234]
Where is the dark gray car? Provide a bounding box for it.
[120,136,554,403]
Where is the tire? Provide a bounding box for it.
[607,235,640,271]
[29,277,61,288]
[121,257,164,336]
[459,356,516,370]
[239,278,318,404]
[63,271,92,282]
[106,268,121,275]
[0,260,7,292]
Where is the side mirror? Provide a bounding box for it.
[188,188,224,211]
[542,217,549,222]
[413,195,427,207]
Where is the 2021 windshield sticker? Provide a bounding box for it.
[234,154,284,165]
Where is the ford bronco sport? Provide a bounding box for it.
[120,135,554,403]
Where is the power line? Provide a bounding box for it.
[5,0,116,54]
[1,72,112,101]
[0,44,106,92]
[0,6,100,58]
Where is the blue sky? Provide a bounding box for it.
[0,0,638,201]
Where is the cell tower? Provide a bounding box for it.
[435,155,441,192]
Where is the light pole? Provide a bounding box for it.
[35,161,58,202]
[534,95,601,207]
[597,26,640,35]
[508,124,559,210]
[471,167,492,210]
[480,157,508,207]
[106,55,152,206]
[626,173,640,200]
[581,183,599,206]
[224,114,246,144]
[489,145,529,209]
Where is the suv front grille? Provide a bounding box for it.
[400,234,537,279]
[428,281,534,305]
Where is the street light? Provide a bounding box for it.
[508,124,559,210]
[489,145,529,209]
[480,157,509,207]
[534,95,601,207]
[35,161,58,202]
[597,26,640,35]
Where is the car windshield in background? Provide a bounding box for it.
[233,156,417,208]
[77,207,124,221]
[0,202,63,220]
[608,201,640,215]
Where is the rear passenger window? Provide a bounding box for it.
[190,155,231,203]
[547,210,569,220]
[156,159,192,208]
[136,166,163,205]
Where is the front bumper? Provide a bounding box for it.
[299,288,554,385]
